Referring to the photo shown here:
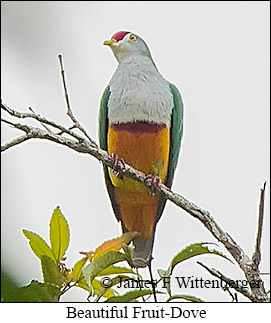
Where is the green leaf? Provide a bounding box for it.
[158,242,231,296]
[83,251,128,293]
[157,268,171,296]
[1,271,19,302]
[94,232,139,259]
[76,276,115,300]
[77,276,89,292]
[94,275,136,302]
[69,257,88,282]
[106,289,155,302]
[92,279,114,299]
[3,280,60,302]
[165,242,232,276]
[166,294,205,302]
[41,255,63,287]
[21,280,60,302]
[50,206,69,263]
[97,265,137,277]
[121,244,134,267]
[23,229,56,262]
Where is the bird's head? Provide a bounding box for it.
[103,31,154,64]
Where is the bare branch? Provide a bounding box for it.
[1,118,32,151]
[1,118,94,154]
[28,106,51,132]
[1,102,94,145]
[58,54,97,146]
[252,182,267,267]
[1,117,33,133]
[58,54,72,116]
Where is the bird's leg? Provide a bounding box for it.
[110,152,125,178]
[145,174,161,195]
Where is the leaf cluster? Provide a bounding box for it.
[1,207,236,302]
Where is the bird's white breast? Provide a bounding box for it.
[108,56,173,125]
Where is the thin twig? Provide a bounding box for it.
[28,106,51,132]
[148,259,157,302]
[136,268,146,302]
[1,119,91,153]
[252,182,266,267]
[58,54,97,147]
[59,282,76,296]
[1,117,33,133]
[58,54,72,115]
[225,286,238,302]
[56,124,77,136]
[1,103,91,145]
[197,261,257,302]
[0,118,32,150]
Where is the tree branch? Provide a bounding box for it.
[1,102,97,147]
[1,118,32,150]
[58,54,96,146]
[252,182,266,268]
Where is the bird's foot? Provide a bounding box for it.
[110,152,125,178]
[145,174,161,195]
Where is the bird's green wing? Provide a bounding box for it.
[99,85,110,150]
[99,86,121,222]
[155,83,183,223]
[166,83,184,188]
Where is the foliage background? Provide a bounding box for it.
[1,1,270,301]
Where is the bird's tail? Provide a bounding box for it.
[132,235,154,268]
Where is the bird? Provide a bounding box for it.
[99,31,183,267]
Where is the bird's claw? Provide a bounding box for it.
[111,152,125,178]
[145,174,161,195]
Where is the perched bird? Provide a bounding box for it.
[99,31,183,267]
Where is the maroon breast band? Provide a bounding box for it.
[111,122,166,133]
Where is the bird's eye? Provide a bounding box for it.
[129,34,137,42]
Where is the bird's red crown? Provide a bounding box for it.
[111,31,130,41]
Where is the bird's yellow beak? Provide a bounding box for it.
[103,38,117,46]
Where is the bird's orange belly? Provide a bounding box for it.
[108,122,170,238]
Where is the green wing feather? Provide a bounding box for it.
[166,83,184,188]
[155,82,183,223]
[99,86,122,222]
[99,85,110,150]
